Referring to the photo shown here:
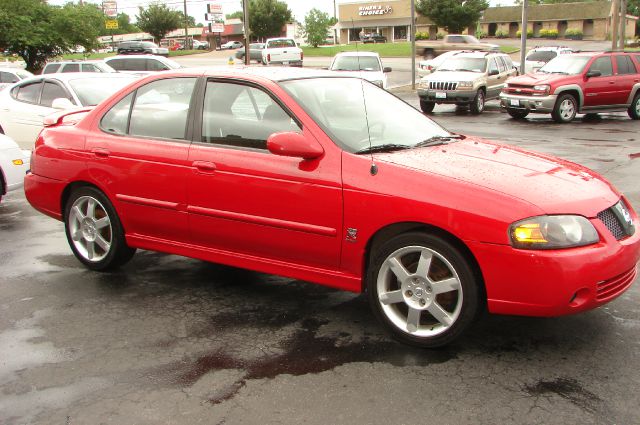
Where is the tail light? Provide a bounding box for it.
[267,54,271,62]
[300,51,303,61]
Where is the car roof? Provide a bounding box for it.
[45,60,106,65]
[106,55,169,60]
[156,66,356,83]
[334,51,380,57]
[450,51,502,58]
[16,72,136,84]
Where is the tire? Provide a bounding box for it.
[366,232,480,348]
[552,93,577,123]
[469,89,485,114]
[420,99,435,113]
[507,108,529,119]
[64,186,135,271]
[628,93,640,120]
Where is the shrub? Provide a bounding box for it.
[495,30,508,38]
[436,32,446,40]
[475,30,487,39]
[540,29,558,39]
[415,31,430,40]
[516,29,534,38]
[564,29,583,40]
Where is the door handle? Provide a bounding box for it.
[193,160,216,172]
[609,81,616,84]
[91,148,110,158]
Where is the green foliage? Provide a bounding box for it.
[539,29,559,39]
[495,30,508,38]
[475,30,487,39]
[436,32,446,40]
[416,0,489,34]
[249,0,292,39]
[516,29,534,38]
[226,11,244,20]
[415,31,431,40]
[136,4,181,43]
[0,0,102,72]
[303,8,331,48]
[564,29,583,40]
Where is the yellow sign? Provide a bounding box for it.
[105,20,119,29]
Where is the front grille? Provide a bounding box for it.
[429,81,458,91]
[504,86,534,95]
[598,208,626,240]
[596,266,637,301]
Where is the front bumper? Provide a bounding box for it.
[468,214,640,317]
[499,92,558,113]
[418,88,476,104]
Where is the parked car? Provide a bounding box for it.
[0,73,137,147]
[117,41,169,57]
[221,41,243,50]
[42,60,117,74]
[0,133,30,203]
[23,67,640,348]
[513,46,573,74]
[418,51,517,114]
[192,40,210,50]
[104,55,182,74]
[416,34,499,59]
[500,51,640,122]
[235,43,265,63]
[261,38,303,67]
[328,51,391,89]
[0,68,33,91]
[361,33,387,43]
[416,50,460,77]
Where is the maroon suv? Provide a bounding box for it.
[500,51,640,123]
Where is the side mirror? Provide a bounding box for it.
[585,70,602,78]
[489,69,499,76]
[267,132,324,160]
[51,98,74,110]
[383,67,392,73]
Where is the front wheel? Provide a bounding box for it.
[469,89,485,114]
[420,99,435,113]
[552,93,577,123]
[507,108,529,119]
[64,186,136,271]
[367,232,480,348]
[628,93,640,120]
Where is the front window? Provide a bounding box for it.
[439,57,487,73]
[330,56,381,72]
[539,55,590,75]
[68,76,136,106]
[526,51,557,62]
[588,57,613,76]
[280,77,449,153]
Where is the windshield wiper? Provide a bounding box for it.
[414,134,465,148]
[355,144,410,154]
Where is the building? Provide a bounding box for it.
[337,0,637,43]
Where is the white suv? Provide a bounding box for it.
[42,60,116,74]
[514,46,573,74]
[328,52,392,89]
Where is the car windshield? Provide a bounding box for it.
[438,57,486,72]
[331,56,381,72]
[69,76,136,106]
[538,55,590,74]
[280,77,450,153]
[526,51,558,62]
[249,43,264,49]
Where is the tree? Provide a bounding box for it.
[304,9,331,47]
[226,11,244,20]
[416,0,489,34]
[0,0,102,72]
[98,13,141,36]
[136,4,181,43]
[177,11,197,27]
[249,0,293,39]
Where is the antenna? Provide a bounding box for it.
[351,19,376,176]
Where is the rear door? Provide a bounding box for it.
[583,56,616,107]
[486,57,502,99]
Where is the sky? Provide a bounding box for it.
[49,0,514,25]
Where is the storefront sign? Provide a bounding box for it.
[358,5,393,16]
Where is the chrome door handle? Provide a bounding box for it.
[193,160,216,172]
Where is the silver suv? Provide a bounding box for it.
[417,51,517,114]
[42,60,116,74]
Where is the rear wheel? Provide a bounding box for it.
[507,108,529,119]
[552,93,577,123]
[367,232,480,348]
[628,93,640,120]
[423,49,435,60]
[64,186,135,271]
[469,89,485,114]
[420,99,435,113]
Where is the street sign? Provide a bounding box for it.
[102,1,117,18]
[205,13,224,22]
[105,19,118,29]
[207,3,223,14]
[207,23,224,33]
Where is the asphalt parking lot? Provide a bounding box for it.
[1,87,639,424]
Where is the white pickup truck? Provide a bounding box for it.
[261,38,303,67]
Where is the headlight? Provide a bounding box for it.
[532,84,550,95]
[509,215,599,250]
[419,80,429,88]
[457,81,473,88]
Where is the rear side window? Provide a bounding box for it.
[496,56,507,73]
[101,93,133,135]
[146,59,170,71]
[106,59,125,70]
[40,81,70,107]
[14,81,42,103]
[488,58,499,74]
[615,55,637,75]
[61,64,80,73]
[588,57,613,76]
[42,64,61,74]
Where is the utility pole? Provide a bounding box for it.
[183,0,190,50]
[411,0,416,89]
[611,0,620,51]
[242,0,250,65]
[333,0,338,45]
[520,0,528,75]
[619,0,626,50]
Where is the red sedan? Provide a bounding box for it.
[24,68,640,347]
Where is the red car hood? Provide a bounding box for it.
[376,138,619,217]
[508,72,566,86]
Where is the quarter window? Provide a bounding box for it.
[14,81,42,103]
[101,93,133,135]
[615,55,636,75]
[202,81,300,150]
[82,64,100,72]
[588,57,613,76]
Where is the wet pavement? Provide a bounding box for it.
[1,89,639,424]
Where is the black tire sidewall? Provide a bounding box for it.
[470,89,485,114]
[366,232,479,348]
[420,99,435,113]
[628,94,640,120]
[64,186,133,271]
[507,108,529,119]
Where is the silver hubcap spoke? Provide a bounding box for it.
[68,195,113,263]
[635,99,640,114]
[377,245,463,338]
[560,100,574,119]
